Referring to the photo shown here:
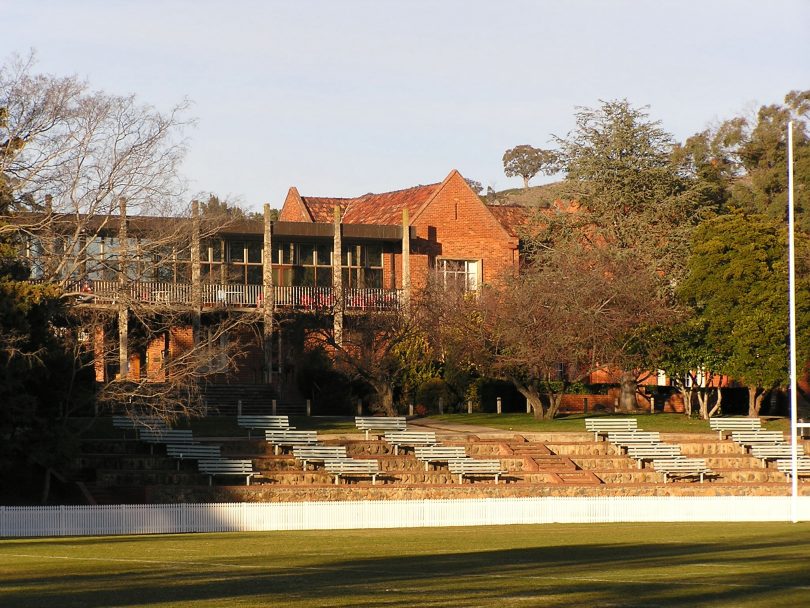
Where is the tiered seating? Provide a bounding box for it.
[585,417,638,441]
[730,431,786,452]
[238,415,293,439]
[384,431,437,455]
[413,445,468,471]
[264,429,318,455]
[776,458,810,479]
[355,416,407,440]
[589,419,712,483]
[166,444,221,470]
[293,445,348,470]
[198,459,256,485]
[323,458,381,484]
[709,417,761,439]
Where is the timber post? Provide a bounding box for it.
[191,200,201,347]
[401,208,410,313]
[117,197,128,380]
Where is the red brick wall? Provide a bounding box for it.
[278,188,311,222]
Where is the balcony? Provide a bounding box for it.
[70,281,401,311]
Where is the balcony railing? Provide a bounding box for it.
[69,281,401,311]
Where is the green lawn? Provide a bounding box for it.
[2,522,809,607]
[432,412,791,433]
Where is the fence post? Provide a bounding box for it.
[272,399,277,415]
[306,399,311,416]
[357,400,362,416]
[526,396,531,414]
[467,399,472,414]
[409,403,414,416]
[237,399,242,417]
[438,397,444,415]
[496,397,502,415]
[583,397,588,414]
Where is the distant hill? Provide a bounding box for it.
[483,181,568,208]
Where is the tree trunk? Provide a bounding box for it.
[708,387,722,418]
[748,386,766,417]
[513,381,545,419]
[545,392,563,420]
[619,373,637,412]
[522,175,530,189]
[680,387,694,417]
[371,380,397,417]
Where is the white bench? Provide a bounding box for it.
[139,429,194,454]
[606,431,661,451]
[112,416,169,438]
[384,431,437,455]
[709,417,762,439]
[292,445,348,469]
[750,444,795,465]
[355,416,407,440]
[448,459,506,484]
[197,459,256,486]
[585,418,638,441]
[237,415,293,439]
[323,458,381,484]
[730,431,786,452]
[652,458,711,483]
[625,444,682,468]
[776,458,810,479]
[414,446,468,471]
[264,430,319,455]
[166,443,221,470]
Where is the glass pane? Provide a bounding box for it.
[364,268,382,288]
[299,243,314,265]
[247,241,262,264]
[315,243,332,266]
[315,269,332,287]
[229,241,245,263]
[273,267,292,287]
[364,244,383,268]
[176,263,191,282]
[212,240,222,262]
[247,266,262,284]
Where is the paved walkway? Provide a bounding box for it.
[406,417,514,438]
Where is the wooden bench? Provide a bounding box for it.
[652,458,711,483]
[730,431,786,452]
[383,431,437,455]
[292,445,348,469]
[355,416,407,440]
[237,415,293,438]
[709,417,762,439]
[750,444,796,466]
[448,459,506,484]
[625,444,682,468]
[198,458,256,486]
[323,458,381,484]
[584,418,638,441]
[776,458,810,479]
[264,430,319,455]
[606,431,661,451]
[166,443,222,470]
[413,445,468,471]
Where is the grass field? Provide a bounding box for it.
[3,522,810,607]
[431,412,791,433]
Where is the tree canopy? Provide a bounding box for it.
[502,145,557,189]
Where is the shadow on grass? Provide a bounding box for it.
[3,534,810,607]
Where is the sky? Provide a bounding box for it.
[3,0,809,211]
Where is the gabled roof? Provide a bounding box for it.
[343,184,441,225]
[485,205,532,238]
[299,197,352,223]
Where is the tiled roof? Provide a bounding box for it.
[343,184,440,225]
[299,197,352,223]
[299,184,441,226]
[486,204,532,238]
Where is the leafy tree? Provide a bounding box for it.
[463,178,484,195]
[679,212,810,416]
[552,100,702,408]
[502,145,557,189]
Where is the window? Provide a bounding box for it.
[437,259,479,292]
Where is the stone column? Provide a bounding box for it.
[263,203,275,383]
[117,197,129,379]
[401,208,411,313]
[191,200,202,346]
[332,205,344,346]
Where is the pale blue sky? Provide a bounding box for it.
[4,0,809,210]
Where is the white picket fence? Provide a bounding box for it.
[3,496,809,538]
